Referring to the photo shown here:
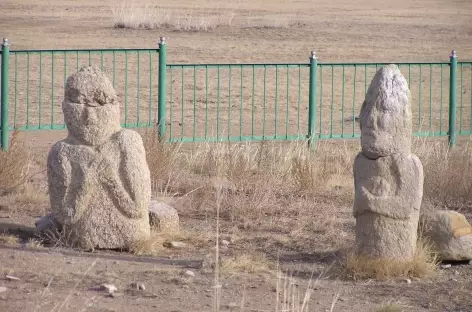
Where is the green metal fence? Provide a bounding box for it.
[1,37,471,151]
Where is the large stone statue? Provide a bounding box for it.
[353,64,424,260]
[47,66,151,250]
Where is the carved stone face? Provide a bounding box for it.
[359,64,412,159]
[63,101,120,146]
[62,66,121,146]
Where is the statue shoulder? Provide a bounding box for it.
[115,129,145,150]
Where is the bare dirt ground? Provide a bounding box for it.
[1,0,472,311]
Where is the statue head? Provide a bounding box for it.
[359,64,412,159]
[62,66,121,146]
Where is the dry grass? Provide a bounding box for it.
[25,238,44,249]
[220,253,274,274]
[376,304,407,312]
[0,233,21,247]
[342,238,438,281]
[129,233,168,256]
[0,131,32,195]
[414,138,472,212]
[111,1,235,31]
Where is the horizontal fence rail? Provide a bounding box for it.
[1,38,471,151]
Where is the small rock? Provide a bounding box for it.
[35,213,59,236]
[5,275,20,281]
[131,282,146,291]
[440,264,452,269]
[454,270,459,275]
[100,284,117,294]
[469,260,472,265]
[0,286,7,293]
[108,292,123,298]
[221,240,230,247]
[451,278,459,282]
[184,270,195,277]
[149,201,180,233]
[404,278,412,284]
[225,302,238,309]
[164,241,187,249]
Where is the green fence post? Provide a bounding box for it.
[1,38,9,152]
[158,36,167,141]
[308,50,317,147]
[448,49,457,147]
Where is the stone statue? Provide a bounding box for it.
[353,64,424,260]
[47,66,151,249]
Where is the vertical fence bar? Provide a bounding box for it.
[341,66,345,137]
[181,67,184,139]
[124,50,128,126]
[193,65,196,140]
[228,66,232,139]
[330,65,334,137]
[1,39,9,151]
[64,52,67,87]
[449,50,457,147]
[240,66,243,139]
[460,62,463,133]
[419,65,422,131]
[263,66,267,139]
[51,52,55,127]
[39,51,43,127]
[285,65,289,138]
[137,51,141,126]
[26,53,30,127]
[148,50,152,126]
[297,66,301,135]
[158,37,167,140]
[319,66,323,136]
[13,53,17,128]
[308,51,317,144]
[205,66,208,138]
[113,51,116,88]
[217,66,220,140]
[275,65,278,137]
[352,65,357,136]
[440,64,443,134]
[252,65,255,138]
[169,68,173,138]
[429,65,432,132]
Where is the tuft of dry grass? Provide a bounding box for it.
[0,233,20,247]
[220,253,274,275]
[111,1,235,31]
[0,130,32,195]
[129,233,168,256]
[342,238,438,281]
[25,238,44,249]
[142,128,183,195]
[376,304,407,312]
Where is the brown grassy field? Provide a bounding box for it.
[1,0,472,311]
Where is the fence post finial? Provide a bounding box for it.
[2,38,8,46]
[450,49,457,58]
[159,37,167,45]
[310,50,317,60]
